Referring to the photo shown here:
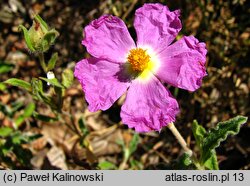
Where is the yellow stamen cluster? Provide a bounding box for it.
[127,48,150,72]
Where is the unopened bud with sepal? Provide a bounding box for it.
[19,15,59,52]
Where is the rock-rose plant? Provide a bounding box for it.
[2,3,247,170]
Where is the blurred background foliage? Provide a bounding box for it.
[0,0,249,169]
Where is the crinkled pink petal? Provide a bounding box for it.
[121,75,179,132]
[134,3,181,53]
[82,15,135,63]
[74,58,130,112]
[156,36,207,91]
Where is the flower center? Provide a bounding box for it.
[127,48,150,72]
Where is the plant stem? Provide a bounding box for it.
[38,52,47,73]
[62,111,82,137]
[167,122,193,156]
[57,113,79,136]
[119,156,128,170]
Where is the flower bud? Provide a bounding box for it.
[19,15,59,52]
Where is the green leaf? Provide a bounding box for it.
[62,69,74,88]
[39,93,58,110]
[204,150,219,170]
[1,145,13,156]
[128,133,139,157]
[31,78,44,100]
[116,139,125,147]
[4,78,31,92]
[44,29,59,43]
[34,14,48,30]
[33,112,58,122]
[14,116,25,128]
[23,103,35,117]
[47,52,58,71]
[78,117,89,137]
[0,103,11,117]
[41,29,59,51]
[201,116,247,163]
[40,77,64,88]
[13,145,32,165]
[0,101,24,118]
[129,159,143,170]
[18,25,35,52]
[0,82,6,91]
[27,134,43,142]
[180,153,192,166]
[98,161,117,170]
[11,132,41,145]
[11,132,27,145]
[14,103,35,127]
[176,152,194,169]
[192,120,207,149]
[11,101,24,114]
[0,63,14,74]
[31,78,58,110]
[0,127,13,137]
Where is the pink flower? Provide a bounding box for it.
[74,3,207,132]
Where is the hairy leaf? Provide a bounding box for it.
[177,152,193,169]
[204,150,219,170]
[201,116,247,163]
[192,120,207,149]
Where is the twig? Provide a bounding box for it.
[38,52,47,73]
[167,122,193,156]
[118,157,128,170]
